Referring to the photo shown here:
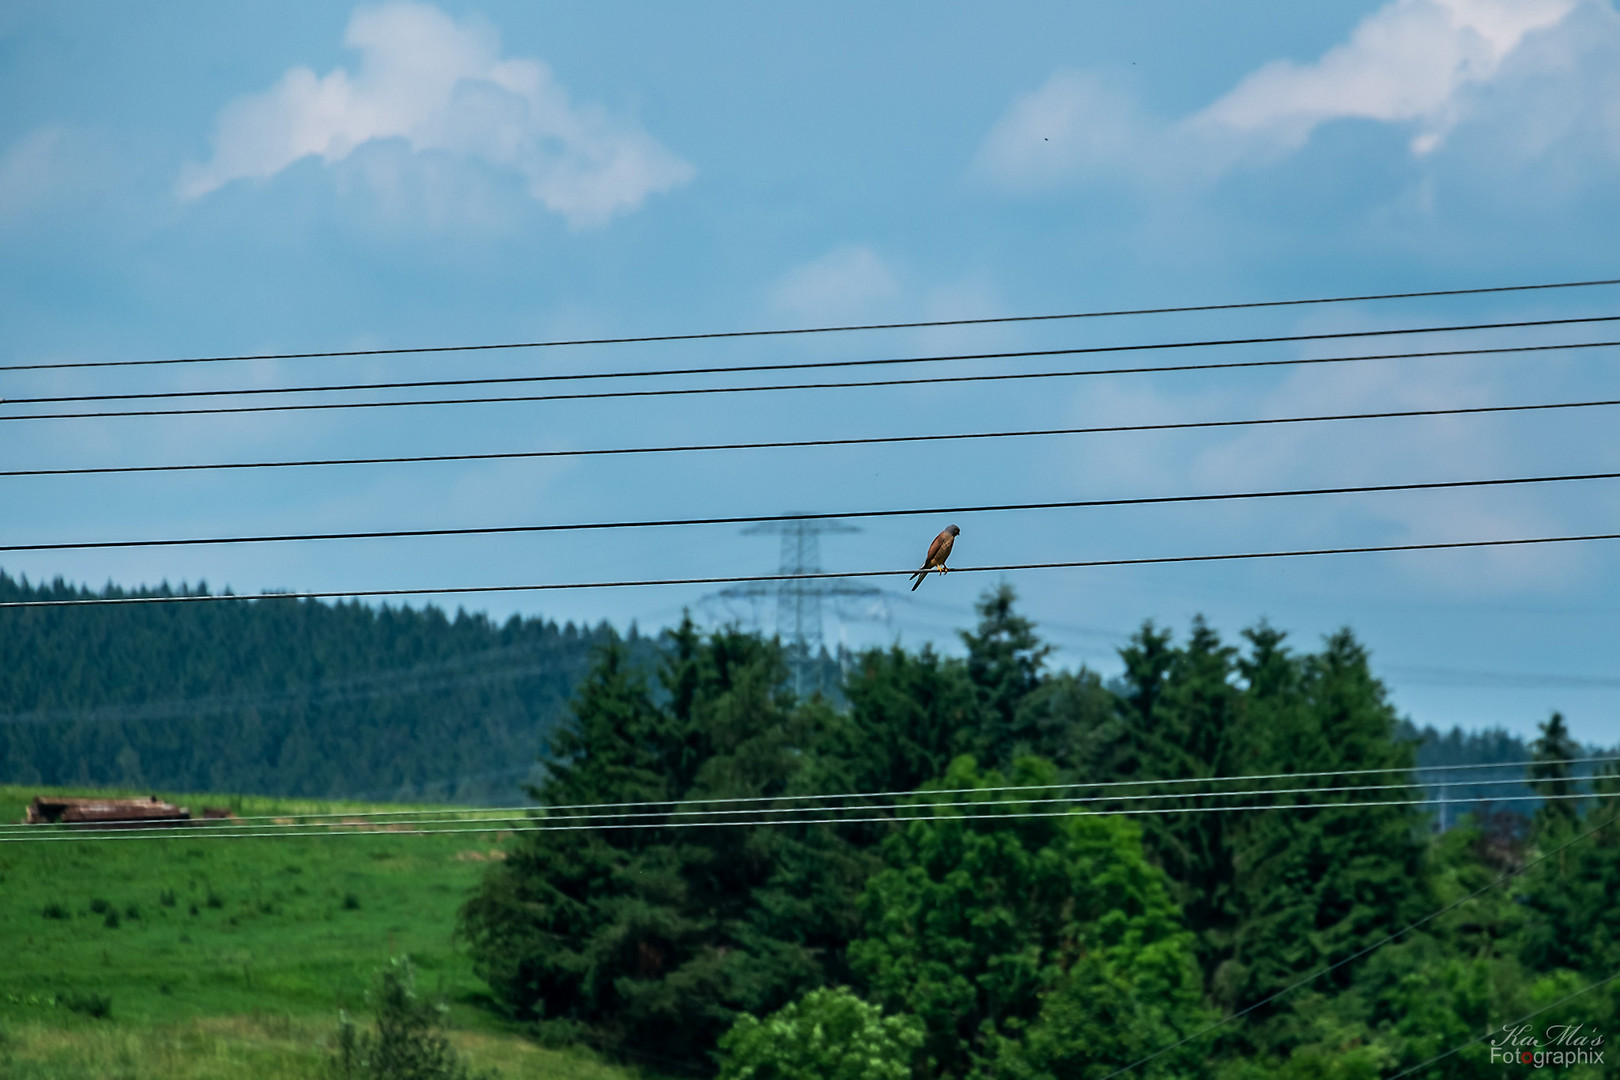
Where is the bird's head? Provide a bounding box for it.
[947,524,960,536]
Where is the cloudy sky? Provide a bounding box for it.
[3,0,1618,743]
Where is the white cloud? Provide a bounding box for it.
[1435,0,1620,181]
[178,1,693,227]
[977,0,1604,189]
[1194,0,1575,156]
[769,246,900,321]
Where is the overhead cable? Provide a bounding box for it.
[0,791,1597,845]
[0,774,1554,839]
[8,470,1618,554]
[5,315,1618,407]
[4,532,1619,609]
[5,276,1614,374]
[2,754,1603,831]
[5,335,1619,424]
[4,395,1616,479]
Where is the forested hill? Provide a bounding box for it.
[0,570,648,804]
[2,568,1602,811]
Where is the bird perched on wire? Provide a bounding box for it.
[910,524,960,591]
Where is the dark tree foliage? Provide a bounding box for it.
[459,594,1608,1076]
[1221,630,1430,1047]
[841,587,1110,796]
[1518,764,1620,977]
[1528,710,1583,834]
[850,756,1207,1079]
[1107,619,1434,1063]
[842,642,978,795]
[957,584,1052,765]
[1112,617,1244,983]
[0,570,623,803]
[457,620,875,1068]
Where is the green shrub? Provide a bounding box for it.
[41,901,69,920]
[343,892,362,911]
[102,908,120,929]
[328,956,492,1080]
[88,898,110,914]
[63,992,112,1020]
[717,987,923,1080]
[159,888,177,907]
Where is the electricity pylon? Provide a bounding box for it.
[716,519,883,698]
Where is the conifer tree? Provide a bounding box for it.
[1223,628,1428,1054]
[459,621,869,1068]
[843,643,977,794]
[958,584,1051,767]
[1528,710,1581,834]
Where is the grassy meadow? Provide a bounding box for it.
[0,784,652,1079]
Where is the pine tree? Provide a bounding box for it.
[1528,710,1582,834]
[458,622,870,1068]
[958,585,1051,769]
[843,643,977,795]
[1113,618,1243,983]
[1223,628,1429,1054]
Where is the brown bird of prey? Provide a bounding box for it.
[910,524,960,591]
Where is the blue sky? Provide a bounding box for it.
[2,0,1618,743]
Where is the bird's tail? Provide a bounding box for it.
[910,569,926,591]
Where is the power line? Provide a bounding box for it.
[8,470,1618,554]
[5,755,1601,830]
[1100,804,1620,1080]
[0,791,1596,845]
[5,394,1616,480]
[4,532,1618,609]
[0,773,1545,837]
[1387,968,1620,1078]
[6,333,1618,424]
[6,315,1617,408]
[5,276,1614,373]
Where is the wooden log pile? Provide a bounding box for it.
[21,795,233,828]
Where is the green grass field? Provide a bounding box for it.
[0,784,654,1079]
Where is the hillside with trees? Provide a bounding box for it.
[0,570,645,803]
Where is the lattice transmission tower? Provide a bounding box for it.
[716,520,883,697]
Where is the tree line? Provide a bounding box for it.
[0,570,646,803]
[459,587,1619,1078]
[0,568,1588,814]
